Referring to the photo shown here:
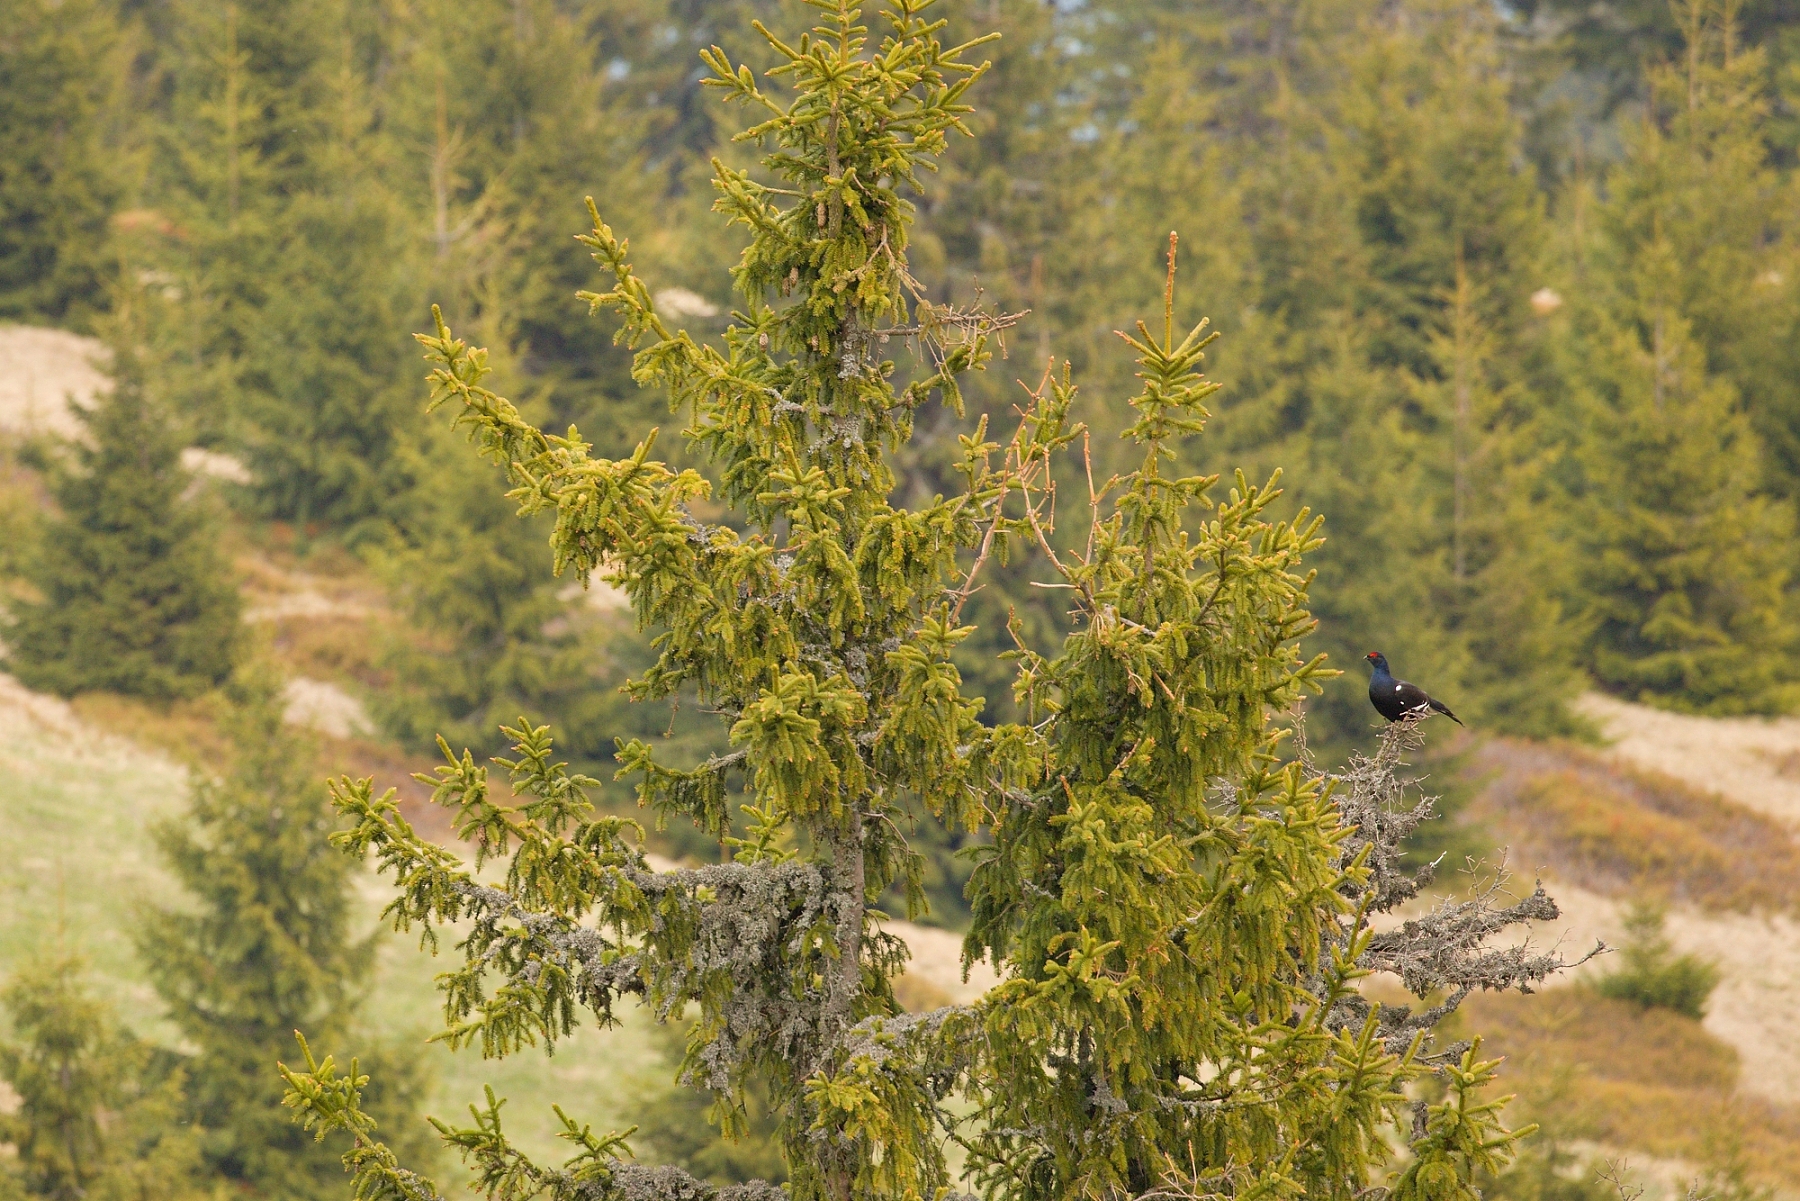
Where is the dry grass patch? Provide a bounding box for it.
[1756,747,1800,780]
[1465,739,1800,912]
[892,972,955,1013]
[1465,990,1800,1191]
[267,614,389,687]
[1468,988,1735,1091]
[68,691,235,768]
[65,691,466,842]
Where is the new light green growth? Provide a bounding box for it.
[281,5,1572,1199]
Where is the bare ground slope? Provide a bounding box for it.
[1576,691,1800,828]
[0,324,109,440]
[1542,693,1800,1106]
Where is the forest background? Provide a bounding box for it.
[4,0,1800,1196]
[11,0,1800,753]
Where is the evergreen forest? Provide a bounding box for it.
[4,0,1800,1197]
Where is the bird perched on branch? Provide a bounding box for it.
[1364,651,1463,725]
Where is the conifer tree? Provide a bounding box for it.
[0,0,130,327]
[1601,0,1800,502]
[1067,30,1260,458]
[1558,0,1799,713]
[372,423,620,761]
[1336,6,1543,379]
[1292,1,1580,740]
[1416,262,1584,737]
[146,0,320,446]
[1562,299,1794,712]
[240,138,416,531]
[4,350,242,701]
[281,5,1583,1198]
[147,0,416,527]
[384,0,669,449]
[138,670,428,1200]
[0,957,208,1201]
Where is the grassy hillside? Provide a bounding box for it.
[1401,705,1800,1196]
[1461,989,1800,1189]
[0,674,671,1177]
[0,677,191,1033]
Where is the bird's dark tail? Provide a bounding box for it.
[1429,697,1464,726]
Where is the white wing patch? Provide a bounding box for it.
[1395,684,1403,691]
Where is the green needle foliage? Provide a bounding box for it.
[0,0,130,328]
[281,4,1578,1199]
[139,671,429,1201]
[373,424,620,762]
[0,957,208,1201]
[1558,1,1799,714]
[4,349,242,701]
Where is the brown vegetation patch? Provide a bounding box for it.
[265,615,388,689]
[1465,990,1800,1190]
[1464,739,1800,913]
[64,689,466,848]
[68,691,235,769]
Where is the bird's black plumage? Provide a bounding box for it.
[1364,651,1463,725]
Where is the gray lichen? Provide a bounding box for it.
[1309,715,1603,1054]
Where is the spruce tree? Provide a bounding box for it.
[281,5,1584,1198]
[137,670,428,1201]
[0,957,208,1201]
[1415,261,1584,738]
[147,0,416,527]
[144,0,315,448]
[1603,0,1800,503]
[240,156,416,532]
[1267,0,1580,742]
[1562,301,1794,712]
[383,0,673,453]
[4,350,242,701]
[0,0,130,327]
[372,423,619,761]
[1559,1,1799,714]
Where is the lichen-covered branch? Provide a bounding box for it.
[1310,716,1604,1054]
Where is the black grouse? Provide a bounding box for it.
[1364,651,1463,725]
